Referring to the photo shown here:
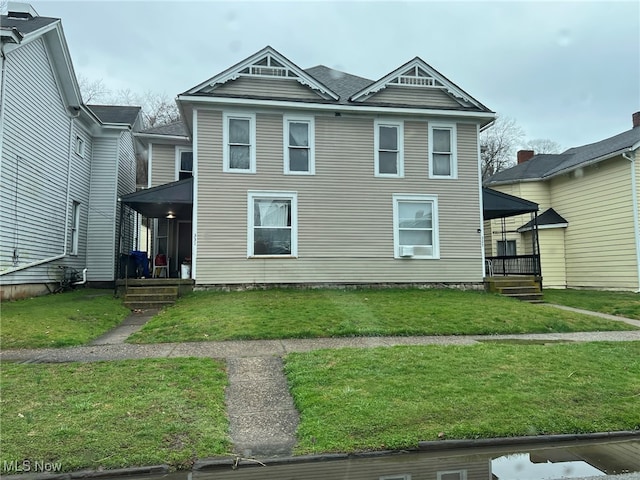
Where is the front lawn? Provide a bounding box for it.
[0,358,229,471]
[284,342,640,454]
[128,289,635,344]
[544,289,640,320]
[0,289,130,349]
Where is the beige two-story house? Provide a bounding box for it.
[134,46,495,287]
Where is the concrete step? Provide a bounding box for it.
[124,300,176,310]
[125,286,179,295]
[498,286,541,295]
[502,293,544,303]
[124,293,178,303]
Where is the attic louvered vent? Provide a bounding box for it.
[239,54,296,79]
[390,66,444,88]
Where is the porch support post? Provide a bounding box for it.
[533,211,541,284]
[115,201,124,296]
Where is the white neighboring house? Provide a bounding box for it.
[0,3,142,300]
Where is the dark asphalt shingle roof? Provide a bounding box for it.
[304,65,373,104]
[0,15,58,35]
[518,208,568,231]
[483,187,538,220]
[487,126,640,185]
[140,121,188,137]
[87,105,141,125]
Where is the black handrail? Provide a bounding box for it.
[486,255,541,276]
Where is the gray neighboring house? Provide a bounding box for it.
[0,3,142,300]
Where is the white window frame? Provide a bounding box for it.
[374,119,404,178]
[437,470,467,480]
[283,115,315,175]
[75,136,85,158]
[175,147,193,181]
[379,475,411,480]
[429,122,457,179]
[71,201,80,255]
[392,194,440,259]
[247,191,298,258]
[223,112,256,173]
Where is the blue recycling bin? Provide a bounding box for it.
[130,251,150,278]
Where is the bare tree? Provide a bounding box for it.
[480,116,525,180]
[524,138,563,154]
[77,74,110,103]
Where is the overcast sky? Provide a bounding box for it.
[34,0,640,151]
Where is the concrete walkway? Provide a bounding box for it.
[2,304,639,458]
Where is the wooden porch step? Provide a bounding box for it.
[485,276,542,303]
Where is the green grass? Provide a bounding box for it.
[544,289,640,320]
[128,289,635,344]
[0,358,229,471]
[0,289,129,349]
[284,342,640,454]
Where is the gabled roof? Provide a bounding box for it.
[184,46,339,100]
[87,105,141,126]
[304,65,373,104]
[0,14,57,36]
[518,208,568,232]
[487,125,640,185]
[482,187,538,220]
[349,57,492,112]
[140,121,188,137]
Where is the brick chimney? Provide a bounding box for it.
[633,111,640,128]
[517,150,535,164]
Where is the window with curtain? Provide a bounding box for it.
[497,240,516,256]
[284,116,314,174]
[429,123,457,178]
[223,113,256,172]
[248,192,298,256]
[375,120,403,177]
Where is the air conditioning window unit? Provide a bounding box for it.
[399,246,414,257]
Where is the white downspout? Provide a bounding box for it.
[623,150,640,292]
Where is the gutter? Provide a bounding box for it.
[623,150,640,292]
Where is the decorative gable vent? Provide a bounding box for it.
[391,66,444,88]
[239,55,297,78]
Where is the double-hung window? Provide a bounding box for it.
[429,123,457,178]
[71,201,80,255]
[375,119,403,177]
[75,137,85,158]
[284,115,314,174]
[393,194,439,259]
[497,240,516,256]
[223,112,256,173]
[248,191,298,257]
[176,148,193,180]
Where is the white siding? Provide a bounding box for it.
[195,109,484,285]
[0,38,71,285]
[86,136,119,281]
[117,130,137,258]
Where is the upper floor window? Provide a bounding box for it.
[248,191,298,257]
[223,112,256,173]
[374,120,404,177]
[284,115,315,175]
[393,194,439,259]
[176,148,193,180]
[75,137,85,158]
[429,123,457,179]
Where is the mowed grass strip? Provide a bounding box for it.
[0,358,229,471]
[128,289,635,344]
[284,342,640,454]
[1,289,129,349]
[544,289,640,320]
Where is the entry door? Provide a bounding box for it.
[177,221,192,268]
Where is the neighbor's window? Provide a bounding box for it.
[429,123,457,178]
[71,201,80,255]
[223,112,256,173]
[437,470,467,480]
[75,136,85,158]
[393,194,439,259]
[497,239,516,256]
[248,191,297,257]
[284,115,314,174]
[176,148,193,180]
[375,119,403,177]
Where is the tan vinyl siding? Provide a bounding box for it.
[525,228,567,288]
[195,109,484,285]
[364,85,464,108]
[150,144,176,186]
[550,156,638,290]
[211,77,324,100]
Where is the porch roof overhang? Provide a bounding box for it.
[120,177,193,219]
[482,187,538,220]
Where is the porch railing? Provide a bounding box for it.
[486,255,541,276]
